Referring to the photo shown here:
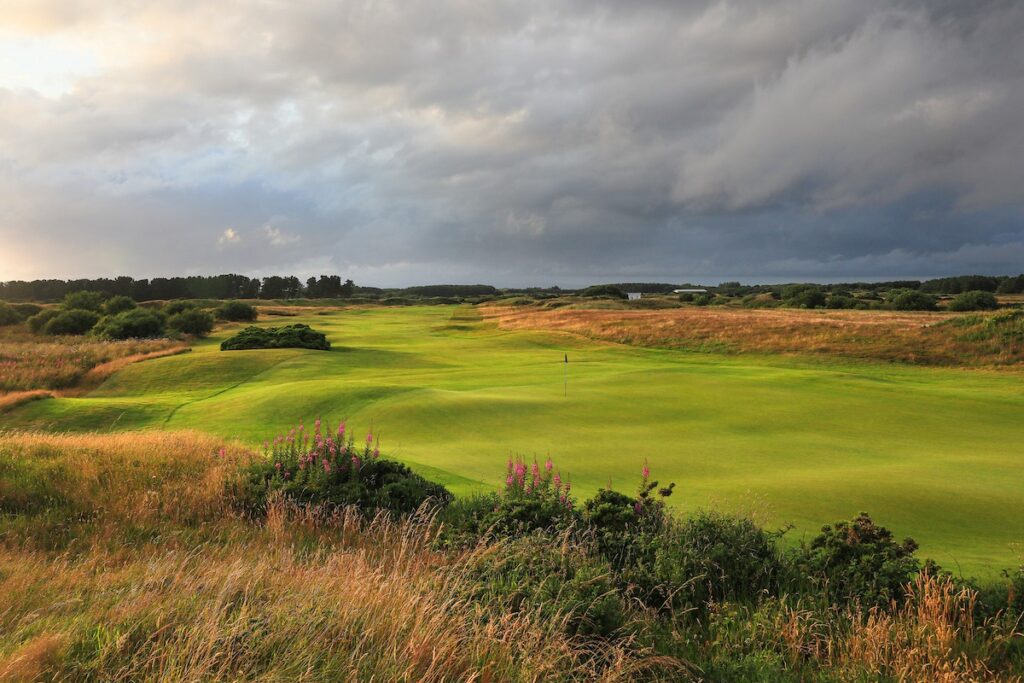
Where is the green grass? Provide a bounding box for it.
[3,305,1023,575]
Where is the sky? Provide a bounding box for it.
[0,0,1022,287]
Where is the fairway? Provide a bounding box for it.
[4,305,1023,575]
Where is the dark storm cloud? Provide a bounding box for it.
[0,0,1021,284]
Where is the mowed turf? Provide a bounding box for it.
[4,306,1023,575]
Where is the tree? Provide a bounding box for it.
[948,290,999,311]
[63,290,106,312]
[43,310,100,335]
[887,288,938,311]
[168,309,215,336]
[93,309,167,339]
[103,295,137,315]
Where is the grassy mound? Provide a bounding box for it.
[220,323,330,351]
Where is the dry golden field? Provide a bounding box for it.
[483,304,1024,366]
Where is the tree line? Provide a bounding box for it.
[0,274,355,302]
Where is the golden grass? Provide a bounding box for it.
[482,305,1024,366]
[0,328,186,394]
[838,575,1022,682]
[0,431,678,682]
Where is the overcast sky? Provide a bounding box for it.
[1,0,1022,286]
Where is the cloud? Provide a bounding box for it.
[218,228,241,245]
[0,0,1021,285]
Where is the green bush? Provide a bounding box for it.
[948,290,999,312]
[102,295,137,315]
[163,300,198,316]
[798,512,919,608]
[216,301,258,321]
[62,290,106,312]
[27,308,61,333]
[580,285,627,299]
[235,419,451,515]
[167,309,215,336]
[887,288,938,311]
[825,294,860,309]
[12,303,42,318]
[43,309,100,336]
[694,294,713,306]
[0,301,21,326]
[462,535,629,639]
[651,512,784,612]
[220,324,329,351]
[93,309,167,340]
[782,285,826,309]
[678,292,695,302]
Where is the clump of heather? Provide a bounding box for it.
[234,418,451,515]
[445,456,580,541]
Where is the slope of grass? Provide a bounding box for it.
[2,306,1023,575]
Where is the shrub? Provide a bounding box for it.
[217,301,258,321]
[93,308,167,340]
[887,289,937,311]
[826,294,860,309]
[0,301,21,326]
[234,419,451,515]
[102,295,137,315]
[168,308,215,336]
[799,512,919,608]
[651,511,784,612]
[783,285,826,309]
[481,458,579,538]
[462,535,629,639]
[948,290,999,312]
[221,324,330,351]
[580,285,627,299]
[27,308,61,333]
[678,292,695,302]
[62,290,107,312]
[694,293,713,306]
[42,309,100,335]
[12,303,42,318]
[163,300,198,316]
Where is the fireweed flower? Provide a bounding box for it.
[322,459,330,473]
[366,431,374,445]
[372,447,379,458]
[642,461,650,481]
[545,458,553,472]
[506,474,514,489]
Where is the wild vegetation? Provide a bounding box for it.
[2,305,1022,577]
[220,323,330,351]
[485,304,1024,366]
[0,327,183,395]
[1,429,1021,681]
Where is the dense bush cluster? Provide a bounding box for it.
[216,301,258,321]
[221,324,330,351]
[235,419,451,515]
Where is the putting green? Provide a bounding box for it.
[4,306,1023,575]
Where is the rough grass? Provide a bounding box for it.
[1,431,1020,681]
[0,431,674,682]
[0,326,185,394]
[483,304,1024,366]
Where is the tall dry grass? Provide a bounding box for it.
[0,328,185,394]
[483,305,1024,366]
[0,431,678,682]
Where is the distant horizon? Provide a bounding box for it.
[2,270,1022,292]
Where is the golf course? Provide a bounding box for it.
[3,304,1022,576]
